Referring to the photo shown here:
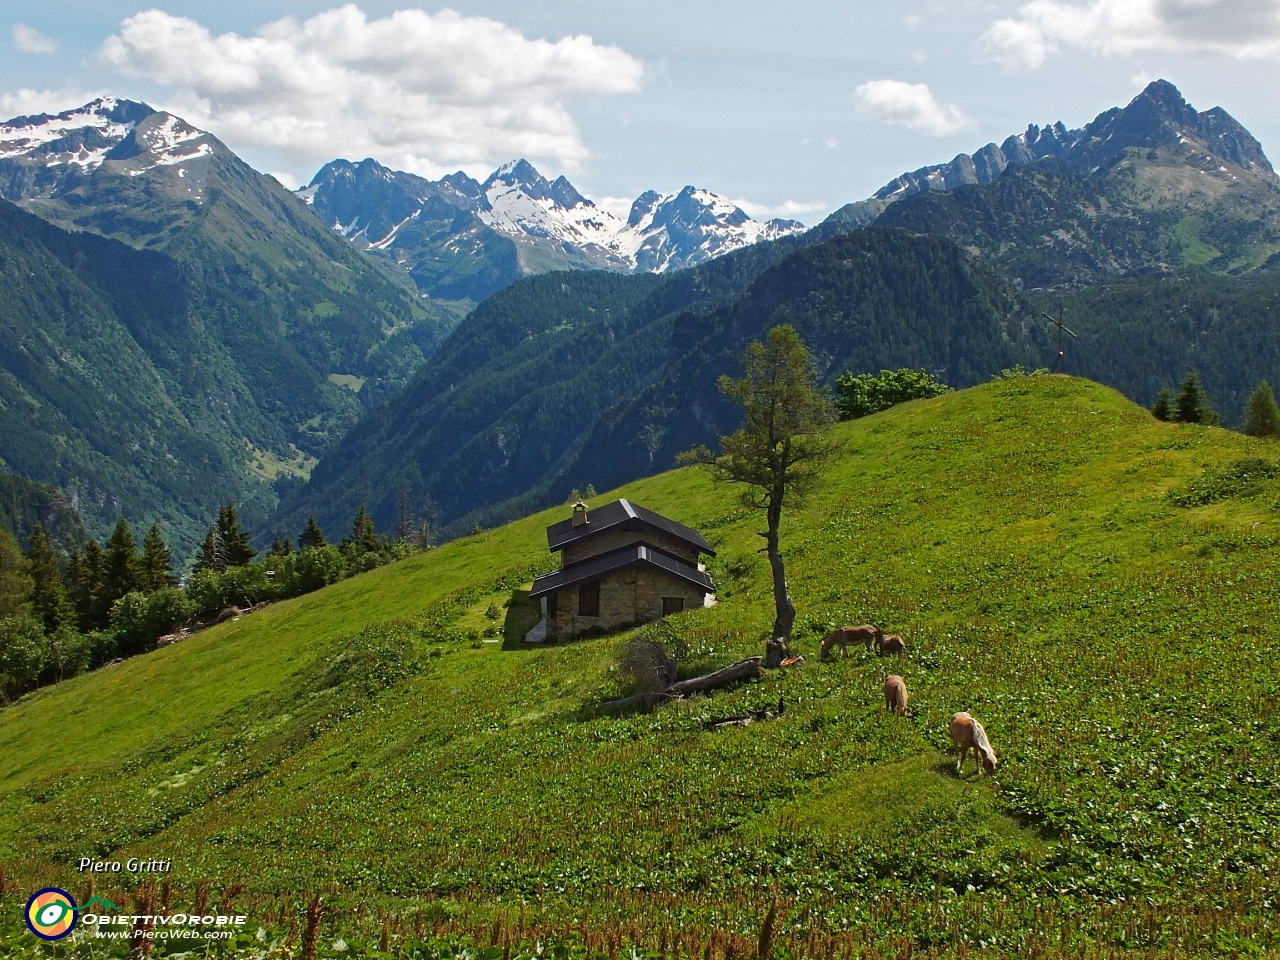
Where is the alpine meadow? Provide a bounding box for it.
[0,14,1279,957]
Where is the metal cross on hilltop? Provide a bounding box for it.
[1042,309,1078,374]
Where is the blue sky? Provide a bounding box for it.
[4,1,1280,222]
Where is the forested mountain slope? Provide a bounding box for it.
[0,99,459,552]
[0,201,273,549]
[565,228,1047,502]
[1037,270,1280,423]
[822,80,1280,286]
[0,467,84,552]
[286,228,1047,540]
[283,233,814,540]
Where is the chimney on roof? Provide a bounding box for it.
[572,501,589,527]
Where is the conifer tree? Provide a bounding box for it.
[680,325,835,640]
[139,524,177,592]
[1242,381,1280,438]
[349,505,380,554]
[100,517,140,612]
[1175,369,1219,425]
[0,528,33,620]
[299,515,326,550]
[218,502,257,567]
[270,534,294,556]
[69,540,105,630]
[195,523,226,574]
[1151,387,1173,422]
[25,524,73,632]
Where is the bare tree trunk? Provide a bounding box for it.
[766,483,795,640]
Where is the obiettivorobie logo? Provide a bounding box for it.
[25,888,78,941]
[24,891,118,941]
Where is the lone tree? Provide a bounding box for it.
[681,325,835,640]
[1151,387,1173,422]
[1175,369,1219,425]
[1242,381,1280,438]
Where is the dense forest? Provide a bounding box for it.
[292,228,1052,538]
[1037,270,1280,424]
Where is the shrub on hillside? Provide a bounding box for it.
[835,367,951,420]
[297,545,348,592]
[0,615,47,699]
[110,587,196,655]
[187,565,272,616]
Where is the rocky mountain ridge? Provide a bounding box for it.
[825,80,1278,237]
[299,155,804,303]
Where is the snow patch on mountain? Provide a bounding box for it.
[469,159,804,272]
[0,97,139,159]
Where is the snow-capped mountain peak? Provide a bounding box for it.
[0,98,220,183]
[0,97,151,158]
[458,157,805,272]
[295,155,806,300]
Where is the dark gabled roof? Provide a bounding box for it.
[530,541,714,599]
[545,498,715,555]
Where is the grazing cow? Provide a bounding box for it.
[884,675,908,715]
[876,634,905,657]
[950,712,998,775]
[820,624,882,660]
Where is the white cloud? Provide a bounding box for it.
[12,24,57,54]
[593,195,636,219]
[0,87,95,120]
[854,79,972,136]
[732,197,827,219]
[268,170,305,190]
[981,0,1280,71]
[97,5,645,180]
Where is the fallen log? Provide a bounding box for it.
[706,696,786,730]
[599,656,764,711]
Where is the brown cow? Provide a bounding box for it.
[876,634,905,657]
[884,675,908,715]
[820,624,882,660]
[950,712,998,775]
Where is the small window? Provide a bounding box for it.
[662,596,684,616]
[578,582,600,617]
[546,591,558,621]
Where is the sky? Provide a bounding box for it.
[4,1,1280,223]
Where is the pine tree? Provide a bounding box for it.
[270,534,294,556]
[195,523,226,574]
[69,540,105,630]
[299,515,326,550]
[1151,387,1173,421]
[394,490,414,543]
[1175,369,1219,425]
[25,524,73,632]
[139,524,177,592]
[218,502,257,567]
[349,504,380,554]
[1242,381,1280,438]
[0,528,33,620]
[99,516,140,613]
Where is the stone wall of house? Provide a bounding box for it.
[561,529,699,566]
[548,567,708,638]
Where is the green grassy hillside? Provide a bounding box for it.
[2,376,1279,958]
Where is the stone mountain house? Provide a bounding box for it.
[525,499,716,642]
